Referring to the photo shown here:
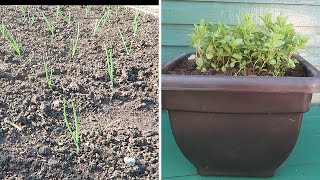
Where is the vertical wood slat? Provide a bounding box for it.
[162,1,320,26]
[162,0,320,6]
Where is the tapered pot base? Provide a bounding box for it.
[169,110,302,177]
[162,52,320,177]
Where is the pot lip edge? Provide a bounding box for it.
[161,52,320,93]
[162,52,320,78]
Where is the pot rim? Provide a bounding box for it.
[162,52,320,93]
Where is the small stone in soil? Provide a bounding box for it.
[39,103,48,113]
[124,157,136,166]
[26,114,36,121]
[48,159,60,168]
[30,95,38,104]
[38,146,52,156]
[144,130,158,137]
[136,102,147,110]
[0,69,6,78]
[131,165,145,176]
[51,100,61,108]
[18,115,28,125]
[25,147,37,157]
[67,81,80,92]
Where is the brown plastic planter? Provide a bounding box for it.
[162,52,320,177]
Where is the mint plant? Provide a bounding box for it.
[188,13,309,76]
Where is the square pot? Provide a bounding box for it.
[162,52,320,177]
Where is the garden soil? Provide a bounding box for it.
[0,5,159,179]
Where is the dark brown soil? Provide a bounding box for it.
[167,57,308,77]
[285,63,308,77]
[0,5,158,179]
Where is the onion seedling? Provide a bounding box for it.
[93,19,102,36]
[20,6,27,18]
[117,11,141,56]
[63,100,80,153]
[115,5,120,16]
[1,21,21,57]
[43,53,53,88]
[56,7,71,27]
[85,5,92,17]
[42,13,55,38]
[64,11,71,27]
[93,12,108,36]
[133,10,140,36]
[101,8,110,26]
[103,6,109,12]
[56,5,62,19]
[27,11,35,26]
[104,45,114,87]
[71,22,80,58]
[118,27,133,55]
[21,7,35,26]
[103,6,110,14]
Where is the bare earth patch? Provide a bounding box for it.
[0,5,158,179]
